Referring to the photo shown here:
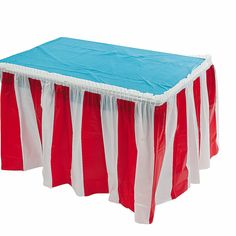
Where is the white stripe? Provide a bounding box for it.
[70,87,85,196]
[14,75,42,170]
[155,96,177,204]
[186,83,200,184]
[41,81,55,187]
[199,72,210,169]
[100,95,119,203]
[134,102,155,224]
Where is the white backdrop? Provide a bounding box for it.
[0,0,235,235]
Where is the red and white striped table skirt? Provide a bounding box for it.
[0,65,218,224]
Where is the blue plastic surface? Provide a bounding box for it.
[0,37,204,95]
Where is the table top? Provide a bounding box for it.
[0,37,204,95]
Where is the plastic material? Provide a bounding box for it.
[0,37,204,95]
[0,42,219,223]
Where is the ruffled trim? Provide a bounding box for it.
[0,55,212,105]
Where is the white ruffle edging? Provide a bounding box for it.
[0,55,212,105]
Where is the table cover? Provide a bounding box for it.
[0,37,218,224]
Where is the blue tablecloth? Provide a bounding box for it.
[0,37,204,95]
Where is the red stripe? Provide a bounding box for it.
[206,65,219,157]
[1,72,23,170]
[117,99,137,211]
[29,79,42,142]
[149,103,167,223]
[171,89,188,199]
[81,92,108,196]
[193,77,201,151]
[51,85,72,187]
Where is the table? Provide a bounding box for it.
[0,37,218,224]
